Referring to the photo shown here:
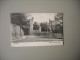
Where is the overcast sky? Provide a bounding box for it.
[26,13,57,23]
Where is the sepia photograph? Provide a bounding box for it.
[10,13,63,47]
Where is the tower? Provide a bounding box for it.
[29,17,34,35]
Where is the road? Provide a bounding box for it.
[12,35,63,43]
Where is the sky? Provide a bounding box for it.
[26,13,57,23]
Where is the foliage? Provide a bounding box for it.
[55,13,63,21]
[11,13,27,26]
[40,22,49,31]
[54,13,63,35]
[33,22,39,30]
[11,13,29,36]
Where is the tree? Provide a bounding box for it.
[55,13,63,21]
[54,13,63,36]
[40,22,48,31]
[11,13,27,36]
[21,20,30,35]
[33,22,39,30]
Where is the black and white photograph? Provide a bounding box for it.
[10,13,63,47]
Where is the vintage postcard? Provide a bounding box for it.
[10,13,63,47]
